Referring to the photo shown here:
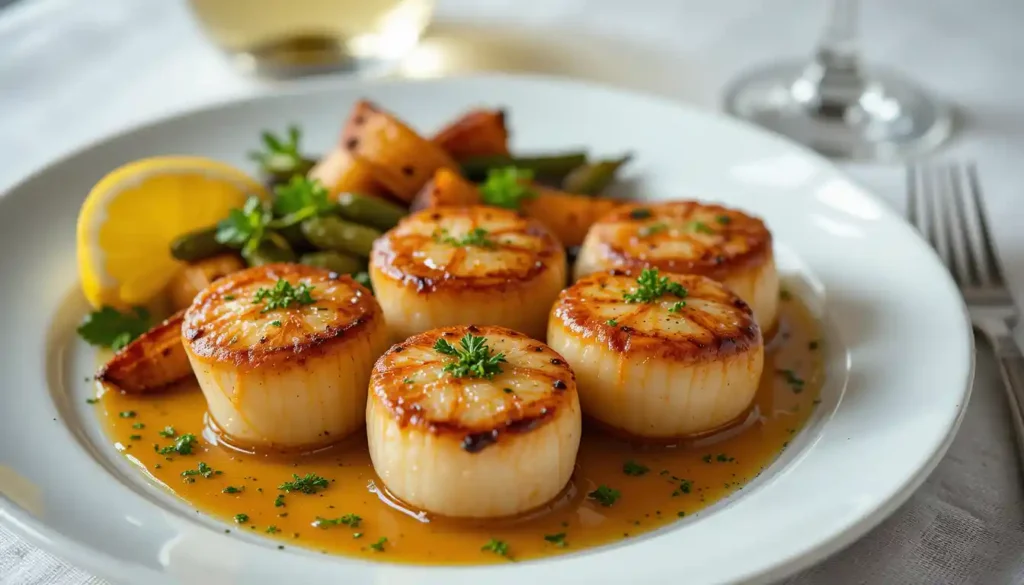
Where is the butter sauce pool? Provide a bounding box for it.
[94,295,823,564]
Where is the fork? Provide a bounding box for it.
[907,162,1024,468]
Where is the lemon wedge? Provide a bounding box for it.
[76,156,266,310]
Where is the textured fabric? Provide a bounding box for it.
[2,0,1024,583]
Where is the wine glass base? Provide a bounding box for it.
[723,61,953,161]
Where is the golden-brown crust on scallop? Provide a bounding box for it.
[370,206,565,294]
[96,309,192,393]
[370,325,576,447]
[183,263,381,370]
[551,270,761,362]
[587,201,772,279]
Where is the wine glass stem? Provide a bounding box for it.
[816,0,860,71]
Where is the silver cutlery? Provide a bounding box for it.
[907,163,1024,468]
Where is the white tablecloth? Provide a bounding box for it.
[2,0,1023,583]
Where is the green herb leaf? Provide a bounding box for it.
[253,279,316,313]
[119,411,136,419]
[216,195,274,256]
[234,513,249,524]
[278,473,329,494]
[274,494,286,507]
[85,398,99,405]
[270,176,333,225]
[777,369,805,392]
[158,426,176,438]
[629,208,652,220]
[313,514,361,529]
[622,460,650,476]
[668,301,685,313]
[265,525,279,534]
[587,485,621,507]
[481,538,510,557]
[369,537,388,552]
[689,221,715,234]
[77,306,151,350]
[715,215,732,225]
[433,227,497,249]
[433,333,506,380]
[543,533,567,547]
[156,433,197,456]
[132,422,145,429]
[223,486,244,494]
[623,268,688,304]
[248,125,312,177]
[638,222,667,237]
[479,167,537,209]
[181,462,216,480]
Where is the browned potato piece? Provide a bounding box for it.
[307,146,387,200]
[96,310,192,393]
[340,100,458,203]
[167,254,246,312]
[431,109,510,160]
[409,168,483,212]
[521,187,625,247]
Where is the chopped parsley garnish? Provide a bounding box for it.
[638,222,667,237]
[271,175,333,224]
[253,279,316,313]
[481,538,510,557]
[129,435,141,441]
[544,533,567,547]
[132,422,145,429]
[678,479,693,494]
[433,227,497,249]
[215,195,279,256]
[678,511,687,517]
[248,125,313,178]
[403,377,415,384]
[777,369,805,392]
[223,294,235,301]
[623,268,688,304]
[265,525,279,534]
[158,426,176,438]
[623,460,650,476]
[119,411,136,418]
[715,215,731,225]
[606,319,618,326]
[155,433,197,455]
[181,462,216,480]
[270,320,282,327]
[716,453,735,462]
[479,167,537,209]
[353,532,363,539]
[433,333,506,380]
[503,387,514,394]
[701,454,712,463]
[222,486,244,494]
[587,485,621,507]
[278,473,329,494]
[77,306,152,351]
[668,301,685,313]
[233,513,249,524]
[274,494,286,507]
[688,221,715,234]
[369,537,388,552]
[85,398,99,404]
[629,208,652,220]
[313,514,361,529]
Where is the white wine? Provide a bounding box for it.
[188,0,434,76]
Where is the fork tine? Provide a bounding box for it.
[906,165,921,228]
[908,165,932,240]
[925,165,954,269]
[940,165,975,285]
[961,163,1004,286]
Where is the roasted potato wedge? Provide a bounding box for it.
[308,146,387,200]
[96,310,192,393]
[409,168,483,212]
[431,109,510,160]
[167,253,246,312]
[522,187,625,247]
[340,100,457,203]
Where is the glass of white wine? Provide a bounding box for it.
[188,0,435,77]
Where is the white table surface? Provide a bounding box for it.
[2,0,1023,583]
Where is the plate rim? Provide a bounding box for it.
[0,71,975,585]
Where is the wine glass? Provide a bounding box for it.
[722,0,952,161]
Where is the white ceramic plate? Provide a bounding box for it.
[0,74,972,585]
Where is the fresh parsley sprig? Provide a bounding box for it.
[248,125,315,179]
[278,473,329,494]
[77,306,152,351]
[215,195,283,256]
[433,227,497,249]
[434,333,506,380]
[252,279,316,313]
[313,513,361,529]
[271,176,334,225]
[479,166,537,209]
[623,268,688,304]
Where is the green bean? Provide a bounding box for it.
[332,192,406,231]
[560,154,632,195]
[242,239,296,267]
[170,226,231,262]
[352,271,373,293]
[299,251,366,274]
[300,216,382,258]
[459,152,588,181]
[277,223,313,253]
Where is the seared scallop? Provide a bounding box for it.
[548,269,763,439]
[367,325,581,518]
[369,206,566,341]
[182,263,389,450]
[574,201,779,333]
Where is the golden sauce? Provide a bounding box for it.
[95,296,824,564]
